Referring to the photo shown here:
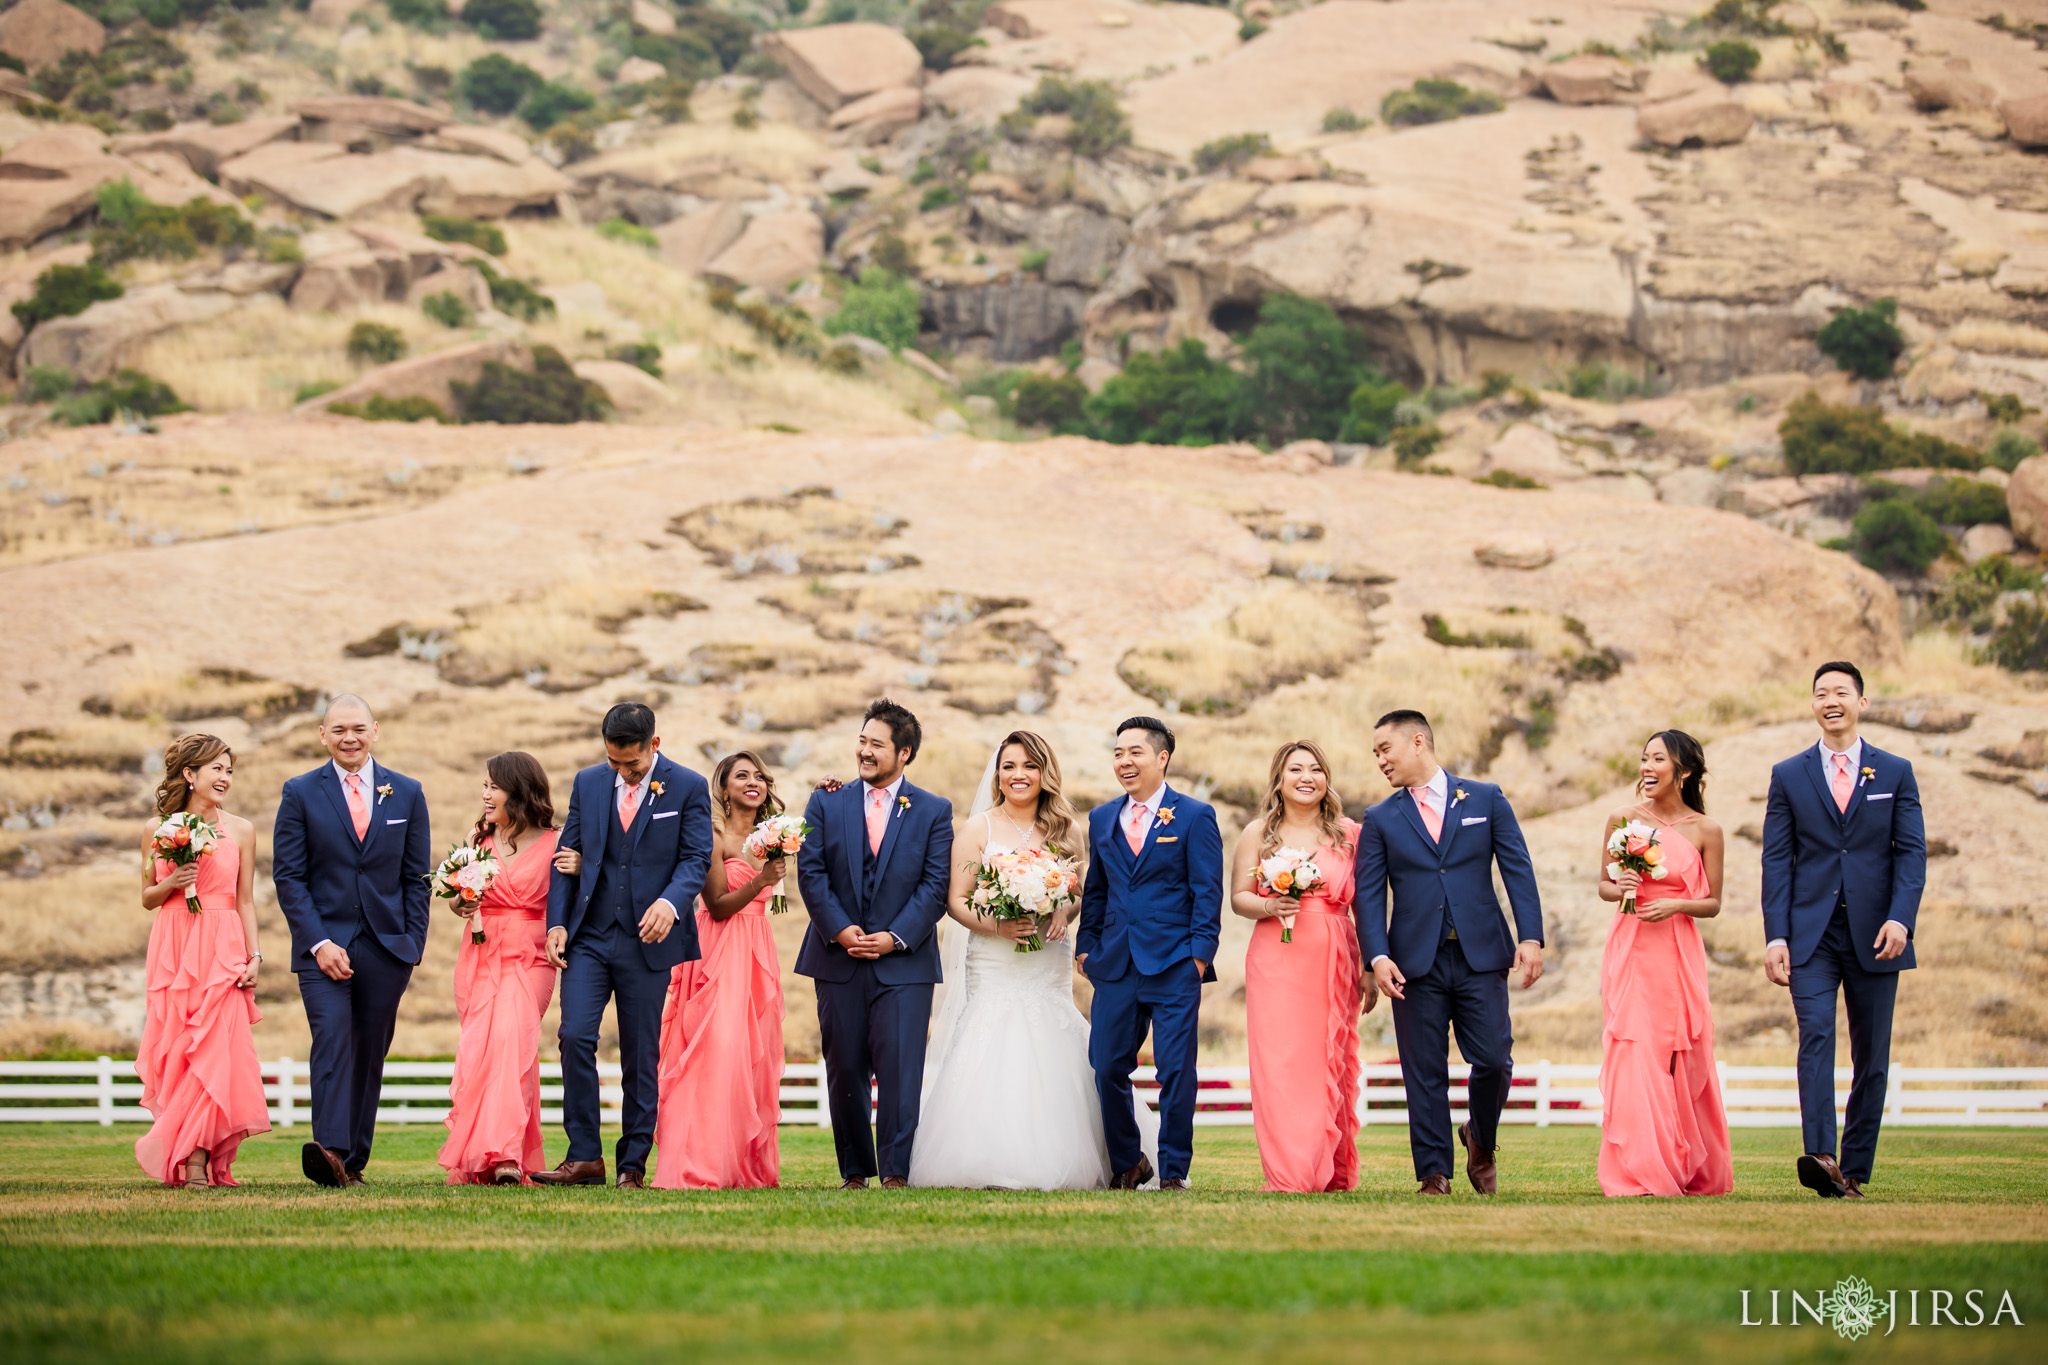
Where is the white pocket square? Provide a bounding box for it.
[650,810,678,820]
[1866,792,1893,801]
[385,818,406,824]
[1461,816,1488,826]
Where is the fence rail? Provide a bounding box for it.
[4,1059,2045,1128]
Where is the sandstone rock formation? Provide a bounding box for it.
[702,211,825,291]
[1902,58,1999,112]
[2003,92,2048,148]
[655,200,749,276]
[0,0,102,72]
[2009,456,2048,551]
[758,22,922,111]
[1636,92,1754,147]
[18,283,240,380]
[1540,53,1642,106]
[298,339,529,416]
[113,116,301,182]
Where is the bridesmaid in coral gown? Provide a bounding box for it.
[135,734,270,1187]
[438,752,576,1185]
[1597,729,1734,1197]
[1232,740,1379,1193]
[653,750,787,1189]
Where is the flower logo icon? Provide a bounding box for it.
[1829,1276,1884,1341]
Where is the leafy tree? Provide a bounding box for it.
[422,290,473,328]
[451,344,611,423]
[1344,377,1411,443]
[521,81,596,133]
[11,263,123,331]
[1816,297,1905,380]
[458,54,543,116]
[1011,373,1086,430]
[823,268,922,352]
[1381,79,1503,128]
[1083,339,1246,446]
[1234,293,1371,445]
[346,321,407,366]
[1779,392,1978,475]
[999,77,1131,157]
[1700,40,1760,84]
[1847,499,1946,574]
[462,0,541,41]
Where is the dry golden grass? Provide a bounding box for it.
[1,719,163,775]
[90,663,317,724]
[0,766,134,812]
[125,297,441,415]
[0,862,152,972]
[1118,582,1375,718]
[1951,317,2048,357]
[669,489,915,575]
[722,674,879,733]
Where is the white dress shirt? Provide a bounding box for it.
[862,773,908,949]
[312,759,378,958]
[1368,768,1446,969]
[1121,778,1171,846]
[1767,737,1902,953]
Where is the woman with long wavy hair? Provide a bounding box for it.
[134,734,269,1187]
[1230,740,1377,1192]
[437,751,573,1185]
[653,749,789,1188]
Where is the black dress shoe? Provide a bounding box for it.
[530,1158,608,1186]
[302,1143,347,1188]
[1797,1153,1849,1198]
[1109,1155,1154,1190]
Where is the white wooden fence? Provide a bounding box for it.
[3,1058,2044,1128]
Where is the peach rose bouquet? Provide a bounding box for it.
[151,813,220,914]
[1255,847,1324,943]
[970,846,1081,952]
[742,813,812,913]
[1605,820,1667,915]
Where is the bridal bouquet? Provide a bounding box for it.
[742,813,811,913]
[970,846,1081,952]
[1255,848,1324,943]
[429,842,500,943]
[1605,821,1667,915]
[151,812,219,914]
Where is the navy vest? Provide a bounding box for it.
[590,818,636,933]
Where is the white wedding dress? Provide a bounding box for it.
[908,812,1160,1190]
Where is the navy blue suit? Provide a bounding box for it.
[1762,741,1924,1182]
[547,752,713,1172]
[795,778,952,1180]
[1077,785,1223,1183]
[272,761,431,1172]
[1354,775,1542,1181]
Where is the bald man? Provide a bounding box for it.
[272,695,431,1187]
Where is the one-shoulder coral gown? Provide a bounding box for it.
[1598,816,1734,1197]
[1245,822,1365,1193]
[438,831,559,1184]
[135,835,270,1185]
[653,858,784,1189]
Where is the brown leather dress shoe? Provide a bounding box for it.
[302,1143,347,1188]
[343,1170,367,1187]
[617,1170,646,1190]
[1109,1155,1155,1191]
[879,1176,908,1189]
[1416,1173,1452,1195]
[490,1162,523,1186]
[1459,1122,1498,1195]
[1841,1176,1867,1199]
[530,1158,607,1186]
[1158,1178,1190,1191]
[1797,1153,1849,1198]
[840,1176,869,1190]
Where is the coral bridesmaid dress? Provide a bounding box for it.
[134,836,270,1185]
[438,830,559,1184]
[653,858,784,1189]
[1598,812,1734,1197]
[1245,821,1365,1193]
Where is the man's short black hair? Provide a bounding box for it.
[863,698,922,762]
[1374,709,1435,745]
[1116,716,1175,757]
[1813,661,1865,696]
[601,701,657,749]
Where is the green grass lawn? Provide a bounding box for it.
[1,1124,2041,1363]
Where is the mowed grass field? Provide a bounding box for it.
[0,1125,2042,1364]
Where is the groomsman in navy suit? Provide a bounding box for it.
[1078,717,1224,1191]
[1762,661,1925,1199]
[272,694,431,1187]
[796,699,953,1188]
[1356,710,1543,1196]
[535,702,713,1188]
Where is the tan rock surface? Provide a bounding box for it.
[701,210,825,291]
[111,116,301,181]
[0,0,102,72]
[922,65,1035,124]
[2003,92,2048,148]
[1903,58,1998,112]
[426,123,538,166]
[291,95,450,138]
[217,139,349,198]
[974,0,1240,86]
[18,282,240,380]
[826,85,922,141]
[614,55,668,87]
[655,199,749,276]
[758,22,922,111]
[573,357,677,419]
[297,339,528,415]
[630,0,674,36]
[1541,53,1640,106]
[288,248,403,312]
[1636,93,1753,147]
[2008,455,2048,550]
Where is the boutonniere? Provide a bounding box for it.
[376,783,393,804]
[897,794,911,814]
[1156,806,1175,826]
[1859,767,1874,788]
[1452,787,1469,807]
[650,780,665,797]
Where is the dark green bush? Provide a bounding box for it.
[89,184,252,266]
[422,291,473,328]
[1012,373,1086,430]
[11,263,123,331]
[521,80,595,132]
[1479,369,1515,399]
[346,321,408,366]
[1987,428,2039,473]
[1985,598,2048,672]
[1984,393,2033,425]
[710,283,821,357]
[1193,132,1272,174]
[1474,469,1544,489]
[1345,377,1411,444]
[1391,423,1444,468]
[919,184,958,212]
[1083,339,1245,446]
[1235,293,1372,447]
[52,368,188,426]
[1906,475,2007,527]
[293,379,339,404]
[388,0,449,28]
[451,344,611,424]
[910,0,984,71]
[597,216,658,249]
[1700,40,1760,83]
[676,10,755,71]
[823,268,921,351]
[1381,79,1504,128]
[458,54,544,116]
[462,0,540,41]
[328,394,452,423]
[1816,297,1905,380]
[421,214,507,256]
[1933,554,2041,629]
[1779,392,1978,475]
[998,77,1131,158]
[23,365,77,403]
[630,30,720,78]
[473,262,555,322]
[608,342,663,377]
[869,231,915,278]
[1321,106,1368,133]
[1847,499,1946,574]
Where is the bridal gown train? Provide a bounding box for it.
[909,827,1159,1190]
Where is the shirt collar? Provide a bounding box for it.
[1412,766,1448,804]
[863,773,905,804]
[1125,779,1170,814]
[1816,737,1862,772]
[615,761,657,795]
[334,757,375,791]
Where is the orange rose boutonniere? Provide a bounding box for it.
[650,781,665,797]
[1156,806,1175,826]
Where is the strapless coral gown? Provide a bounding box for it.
[1245,822,1365,1193]
[135,833,270,1185]
[438,831,559,1184]
[1598,814,1734,1197]
[653,858,784,1189]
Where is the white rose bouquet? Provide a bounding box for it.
[429,842,501,944]
[970,846,1081,952]
[1255,847,1324,943]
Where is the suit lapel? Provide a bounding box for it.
[1103,803,1135,872]
[1434,774,1462,863]
[1843,745,1878,831]
[585,767,612,870]
[1397,785,1434,851]
[1804,747,1847,829]
[1134,788,1177,866]
[357,764,383,858]
[840,784,868,911]
[624,756,665,854]
[319,766,360,850]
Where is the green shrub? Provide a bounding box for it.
[1479,369,1515,399]
[421,214,507,256]
[293,379,339,404]
[473,262,555,322]
[89,185,251,267]
[919,184,958,212]
[1847,499,1946,574]
[607,342,662,377]
[23,365,77,403]
[1321,106,1368,133]
[1235,293,1373,446]
[1700,39,1760,84]
[1816,297,1905,380]
[909,0,984,72]
[870,231,915,278]
[1561,361,1660,402]
[998,77,1132,158]
[1474,469,1544,489]
[823,267,922,352]
[1778,392,1978,475]
[458,53,543,116]
[1381,79,1504,128]
[462,0,540,41]
[1933,554,2040,629]
[1985,597,2048,672]
[1012,373,1086,430]
[12,263,124,331]
[327,394,452,423]
[1391,423,1444,468]
[1083,339,1246,446]
[451,344,611,424]
[1344,377,1411,444]
[1909,475,2006,527]
[596,216,659,249]
[1987,428,2039,473]
[521,81,595,132]
[630,30,720,79]
[421,290,473,328]
[710,284,821,357]
[1192,132,1272,174]
[1984,393,2034,425]
[261,231,304,264]
[52,368,188,426]
[387,0,448,29]
[1017,246,1051,274]
[346,321,408,366]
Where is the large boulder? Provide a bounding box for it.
[826,86,922,143]
[2002,92,2048,148]
[1636,93,1753,147]
[655,200,747,275]
[298,339,529,417]
[702,211,825,291]
[427,123,538,165]
[19,282,239,380]
[1483,423,1582,485]
[287,249,405,312]
[573,358,675,420]
[291,95,449,140]
[630,0,673,35]
[218,139,349,198]
[112,116,300,181]
[758,23,922,110]
[0,240,89,375]
[923,66,1036,125]
[0,126,115,249]
[227,147,568,220]
[416,149,572,217]
[2009,455,2048,552]
[1902,58,1998,112]
[1541,54,1640,106]
[0,0,103,73]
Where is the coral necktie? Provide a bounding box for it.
[619,782,640,831]
[1832,754,1853,814]
[345,773,369,840]
[1126,803,1147,855]
[868,788,888,855]
[1416,787,1442,843]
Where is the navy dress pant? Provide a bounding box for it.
[298,928,413,1173]
[815,966,934,1181]
[1389,936,1513,1181]
[1790,904,1899,1184]
[557,923,669,1173]
[1088,959,1202,1182]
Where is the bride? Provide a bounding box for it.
[909,730,1159,1189]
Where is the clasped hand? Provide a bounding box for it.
[836,925,897,958]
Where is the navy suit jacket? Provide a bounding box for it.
[1354,775,1542,979]
[1076,786,1224,983]
[272,762,432,973]
[794,778,953,986]
[1761,741,1924,972]
[546,752,714,972]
